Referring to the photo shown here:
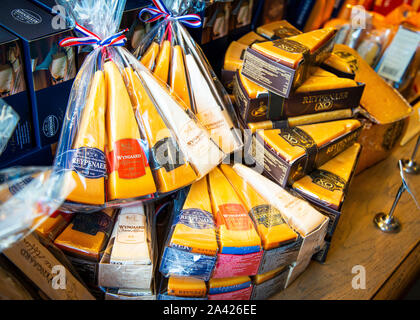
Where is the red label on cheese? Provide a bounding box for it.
[107,139,149,179]
[217,203,250,231]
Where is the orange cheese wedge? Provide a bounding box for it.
[104,61,156,201]
[288,28,337,54]
[293,143,361,209]
[170,45,191,109]
[140,42,160,70]
[123,67,197,193]
[295,69,358,93]
[238,68,267,99]
[257,119,361,162]
[220,165,297,250]
[167,276,207,297]
[208,167,261,254]
[153,40,171,83]
[323,52,355,75]
[66,70,106,205]
[169,177,218,256]
[237,31,266,46]
[224,41,248,71]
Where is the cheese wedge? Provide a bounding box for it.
[332,44,412,124]
[237,31,266,46]
[239,68,267,99]
[220,165,297,250]
[104,61,156,201]
[167,276,207,297]
[293,143,361,209]
[323,52,355,75]
[139,70,224,177]
[185,54,239,154]
[34,211,72,240]
[208,167,261,254]
[233,164,327,236]
[295,72,358,93]
[65,70,106,205]
[253,266,286,285]
[153,40,171,83]
[54,209,115,261]
[224,41,248,71]
[257,119,361,162]
[256,20,301,40]
[169,177,218,256]
[123,67,197,193]
[209,276,251,294]
[170,45,191,109]
[287,28,337,54]
[140,42,160,70]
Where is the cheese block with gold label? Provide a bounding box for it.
[123,67,197,193]
[167,276,207,298]
[220,165,298,251]
[293,143,361,210]
[168,177,218,256]
[140,41,160,70]
[208,167,261,254]
[104,61,156,201]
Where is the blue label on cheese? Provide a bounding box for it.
[174,208,215,230]
[57,147,106,179]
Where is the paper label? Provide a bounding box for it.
[176,208,215,230]
[377,27,420,83]
[67,147,107,179]
[217,203,250,231]
[213,251,263,278]
[116,214,145,244]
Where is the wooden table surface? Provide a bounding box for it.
[271,137,420,300]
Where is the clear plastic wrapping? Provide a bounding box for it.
[0,98,19,155]
[53,0,225,213]
[134,0,243,155]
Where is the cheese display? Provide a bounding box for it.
[293,143,362,210]
[135,17,242,155]
[168,177,218,256]
[208,167,261,254]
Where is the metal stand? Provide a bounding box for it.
[374,184,403,233]
[400,135,420,175]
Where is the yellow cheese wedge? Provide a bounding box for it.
[253,266,286,285]
[251,40,306,69]
[332,44,412,124]
[153,40,171,83]
[239,68,267,99]
[237,31,266,46]
[167,276,207,297]
[169,177,218,256]
[256,20,301,40]
[233,164,327,236]
[104,61,156,201]
[224,41,248,71]
[323,52,355,75]
[170,45,191,109]
[293,143,361,209]
[209,276,250,293]
[34,211,72,240]
[208,167,261,253]
[295,72,358,93]
[288,28,337,54]
[140,42,160,70]
[54,209,115,261]
[66,70,106,205]
[311,68,338,77]
[220,165,297,250]
[123,67,197,193]
[257,119,361,162]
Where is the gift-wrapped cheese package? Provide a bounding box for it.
[134,0,243,156]
[53,0,225,213]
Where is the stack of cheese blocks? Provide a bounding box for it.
[157,164,329,300]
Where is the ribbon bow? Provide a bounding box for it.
[59,23,128,48]
[139,0,202,28]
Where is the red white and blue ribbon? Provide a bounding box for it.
[59,23,128,48]
[139,0,202,28]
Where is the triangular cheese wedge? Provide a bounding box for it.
[293,143,361,209]
[139,69,224,177]
[123,67,197,193]
[323,52,355,74]
[208,167,261,254]
[237,31,265,46]
[140,42,160,70]
[233,164,327,236]
[167,276,207,297]
[66,70,106,205]
[332,44,412,124]
[288,28,337,54]
[104,61,156,201]
[169,177,218,256]
[256,20,301,40]
[251,40,305,69]
[224,41,248,71]
[34,211,72,240]
[170,45,191,109]
[153,40,171,83]
[257,119,361,162]
[239,68,267,99]
[295,70,357,93]
[220,165,297,250]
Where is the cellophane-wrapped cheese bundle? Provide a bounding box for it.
[0,166,72,251]
[53,0,225,213]
[134,0,243,155]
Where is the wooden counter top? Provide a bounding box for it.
[272,137,420,300]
